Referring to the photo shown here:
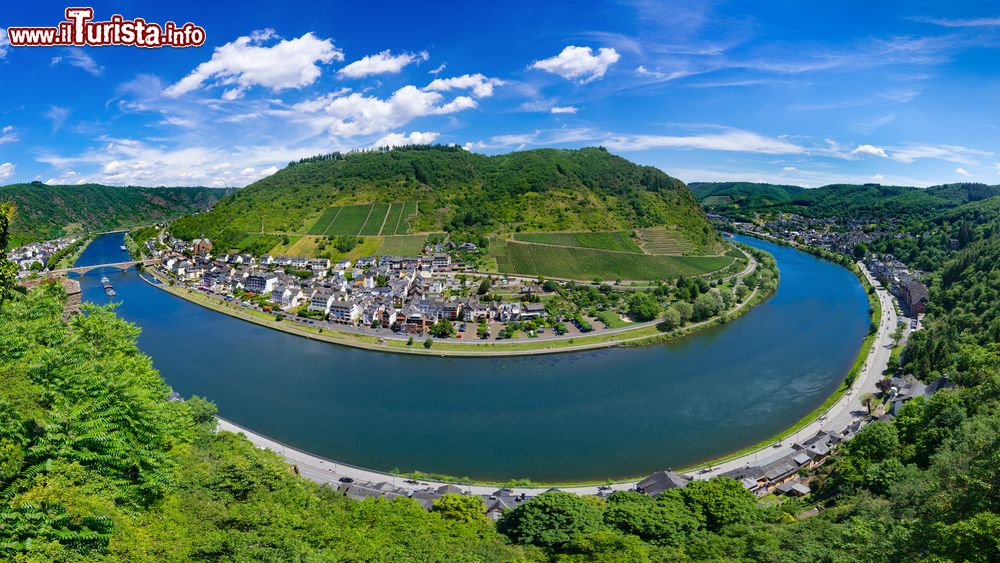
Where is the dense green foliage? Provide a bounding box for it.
[171,146,721,253]
[0,202,16,302]
[690,181,804,207]
[696,181,1000,220]
[0,183,232,245]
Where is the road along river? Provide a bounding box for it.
[72,233,869,483]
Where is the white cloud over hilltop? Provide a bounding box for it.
[372,131,440,147]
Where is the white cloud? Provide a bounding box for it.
[290,85,477,137]
[782,166,797,172]
[850,144,888,158]
[487,126,804,155]
[0,125,16,144]
[249,28,278,42]
[425,73,504,97]
[36,136,312,187]
[955,167,972,177]
[372,131,440,147]
[0,162,14,180]
[51,48,104,76]
[429,63,447,75]
[165,31,343,99]
[872,174,884,182]
[603,128,805,154]
[633,65,689,80]
[890,144,992,165]
[0,28,8,59]
[911,16,1000,27]
[636,65,662,78]
[530,46,620,83]
[45,106,71,132]
[550,106,578,114]
[338,50,429,79]
[463,140,487,152]
[160,116,196,128]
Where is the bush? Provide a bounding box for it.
[423,337,433,349]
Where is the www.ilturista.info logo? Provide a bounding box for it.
[6,7,206,48]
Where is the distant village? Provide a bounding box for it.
[716,213,930,320]
[10,236,80,274]
[149,234,555,339]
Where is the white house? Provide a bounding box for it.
[309,289,337,314]
[329,299,361,324]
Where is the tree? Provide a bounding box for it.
[496,492,605,548]
[334,236,360,253]
[432,494,487,525]
[693,291,724,321]
[658,306,683,332]
[430,319,455,338]
[676,478,761,532]
[602,491,699,547]
[423,337,433,349]
[853,243,868,259]
[845,421,899,463]
[627,292,661,322]
[477,278,491,295]
[734,283,751,302]
[673,301,694,323]
[861,392,879,414]
[560,530,651,561]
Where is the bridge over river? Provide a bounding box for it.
[48,258,160,276]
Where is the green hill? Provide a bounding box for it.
[0,182,233,245]
[696,181,1000,220]
[689,181,804,207]
[170,146,723,256]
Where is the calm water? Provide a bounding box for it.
[73,233,869,481]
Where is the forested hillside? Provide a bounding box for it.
[171,145,721,253]
[696,181,1000,220]
[0,183,233,245]
[689,182,804,207]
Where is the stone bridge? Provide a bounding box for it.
[48,259,161,276]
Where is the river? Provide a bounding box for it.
[72,233,869,482]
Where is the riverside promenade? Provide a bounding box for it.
[217,263,897,497]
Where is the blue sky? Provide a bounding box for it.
[1,1,1000,188]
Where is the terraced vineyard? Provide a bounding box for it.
[377,234,428,255]
[636,228,698,255]
[307,202,418,236]
[513,231,642,253]
[492,239,733,280]
[358,203,390,236]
